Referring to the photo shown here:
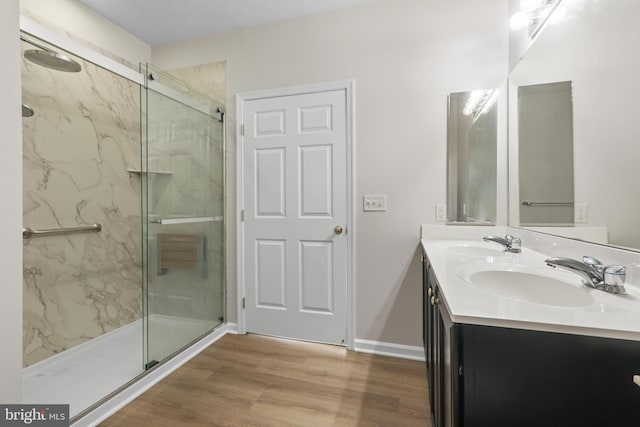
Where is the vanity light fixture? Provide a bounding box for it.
[510,0,563,38]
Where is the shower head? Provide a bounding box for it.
[23,49,81,73]
[22,103,34,117]
[20,35,82,73]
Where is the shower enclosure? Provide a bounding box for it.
[20,33,225,419]
[142,65,225,368]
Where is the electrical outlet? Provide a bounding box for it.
[363,195,387,212]
[575,203,588,223]
[436,204,447,222]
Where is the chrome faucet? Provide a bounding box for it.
[483,234,522,253]
[545,256,627,295]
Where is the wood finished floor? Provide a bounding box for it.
[101,334,431,426]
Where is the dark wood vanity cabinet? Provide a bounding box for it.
[423,249,462,427]
[422,250,640,427]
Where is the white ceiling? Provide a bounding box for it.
[79,0,380,46]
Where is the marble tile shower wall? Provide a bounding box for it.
[167,61,227,108]
[21,45,143,367]
[147,116,223,218]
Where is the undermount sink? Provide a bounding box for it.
[463,269,596,307]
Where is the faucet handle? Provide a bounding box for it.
[505,235,522,252]
[604,265,626,283]
[604,265,626,294]
[583,256,603,272]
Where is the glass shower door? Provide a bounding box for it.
[142,65,225,367]
[21,33,145,419]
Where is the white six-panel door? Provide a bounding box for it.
[241,89,348,345]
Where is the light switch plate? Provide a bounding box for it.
[363,195,387,212]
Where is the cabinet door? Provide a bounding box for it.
[432,284,444,427]
[438,297,461,427]
[461,324,640,426]
[422,250,429,357]
[423,253,435,411]
[425,264,462,427]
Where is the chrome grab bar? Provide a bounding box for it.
[521,201,574,207]
[23,223,102,240]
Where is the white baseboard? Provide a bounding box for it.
[354,338,425,361]
[74,322,237,427]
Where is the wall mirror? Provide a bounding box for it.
[515,80,575,227]
[508,0,640,250]
[447,89,498,224]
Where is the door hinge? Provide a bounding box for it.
[242,297,246,309]
[240,124,245,136]
[241,210,245,222]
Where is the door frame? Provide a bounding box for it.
[236,80,355,349]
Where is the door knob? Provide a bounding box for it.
[334,225,344,235]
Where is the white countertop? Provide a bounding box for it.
[421,238,640,341]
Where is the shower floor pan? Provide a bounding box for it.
[22,315,216,419]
